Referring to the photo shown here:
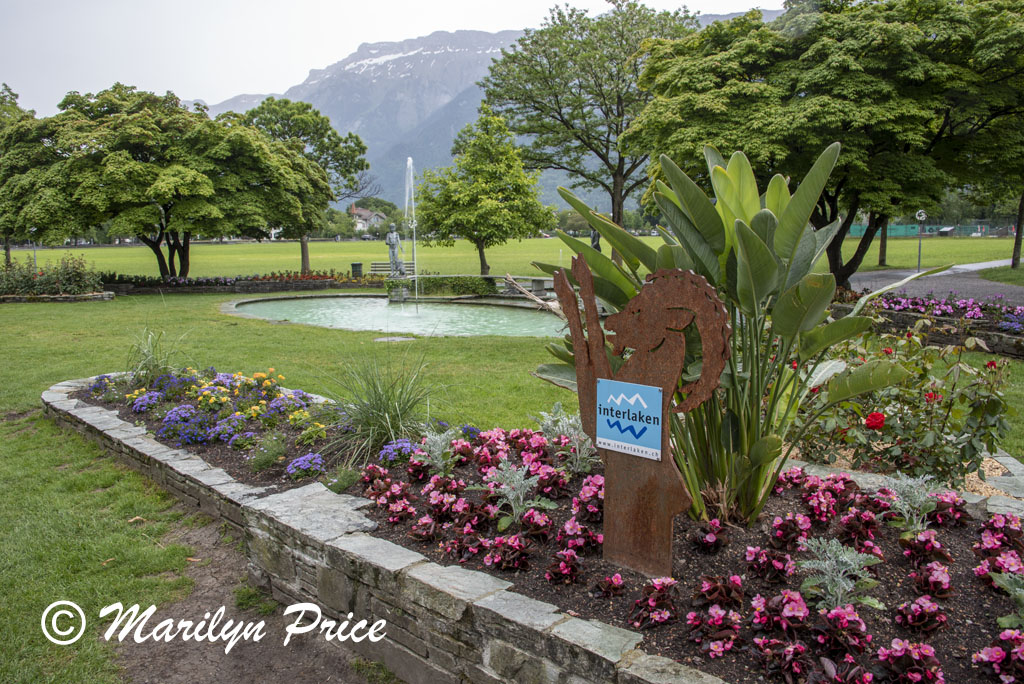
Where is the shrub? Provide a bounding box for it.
[797,538,884,610]
[0,255,102,295]
[794,325,1012,485]
[386,275,497,297]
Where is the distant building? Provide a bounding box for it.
[349,206,387,233]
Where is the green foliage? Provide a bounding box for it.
[625,0,1024,285]
[481,459,557,532]
[798,538,885,611]
[534,402,597,475]
[417,105,555,275]
[327,356,432,466]
[482,0,695,224]
[417,424,462,478]
[795,325,1013,485]
[0,254,102,295]
[385,275,498,297]
[325,466,361,494]
[883,474,938,532]
[250,431,287,473]
[542,145,924,523]
[991,573,1024,629]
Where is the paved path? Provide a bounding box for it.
[848,259,1024,306]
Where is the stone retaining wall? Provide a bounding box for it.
[0,291,114,303]
[41,378,723,684]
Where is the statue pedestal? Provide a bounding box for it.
[388,287,409,302]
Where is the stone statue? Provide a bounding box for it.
[384,224,404,276]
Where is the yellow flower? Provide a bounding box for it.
[278,375,285,381]
[268,368,275,373]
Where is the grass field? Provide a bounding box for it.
[980,265,1024,287]
[20,235,1018,279]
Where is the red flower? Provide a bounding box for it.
[883,347,894,355]
[864,412,885,430]
[987,360,998,370]
[906,332,913,339]
[925,392,942,404]
[810,386,820,394]
[791,360,798,370]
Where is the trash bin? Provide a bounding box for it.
[351,262,363,278]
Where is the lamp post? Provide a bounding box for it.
[915,209,927,273]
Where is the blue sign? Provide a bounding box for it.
[595,379,663,461]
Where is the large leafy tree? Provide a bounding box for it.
[0,84,42,265]
[625,0,1024,287]
[237,97,370,273]
[481,0,695,228]
[417,105,555,275]
[3,84,330,278]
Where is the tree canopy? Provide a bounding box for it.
[0,84,331,278]
[481,0,695,229]
[417,105,555,275]
[623,0,1024,286]
[236,97,370,272]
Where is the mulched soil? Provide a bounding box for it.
[346,456,1014,684]
[75,387,1016,683]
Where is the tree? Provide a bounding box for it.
[624,0,1024,287]
[5,84,330,278]
[0,84,42,265]
[238,97,370,273]
[417,105,555,275]
[481,0,695,230]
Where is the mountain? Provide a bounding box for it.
[198,10,783,207]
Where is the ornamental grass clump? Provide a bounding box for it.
[535,143,926,523]
[249,431,287,473]
[125,328,187,389]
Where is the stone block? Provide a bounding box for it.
[349,634,461,684]
[617,653,727,684]
[483,639,561,684]
[326,533,424,592]
[473,590,563,644]
[403,563,511,621]
[546,618,642,682]
[987,495,1024,517]
[248,484,375,547]
[247,529,295,581]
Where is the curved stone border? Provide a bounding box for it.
[42,377,722,684]
[221,293,387,321]
[1,291,113,303]
[104,279,384,296]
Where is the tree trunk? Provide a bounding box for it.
[609,180,623,266]
[165,232,179,278]
[138,232,170,278]
[833,213,887,289]
[3,233,10,267]
[476,242,490,276]
[878,224,887,267]
[178,232,191,279]
[1013,187,1024,269]
[825,196,861,286]
[300,234,311,275]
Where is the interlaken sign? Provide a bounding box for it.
[595,379,662,461]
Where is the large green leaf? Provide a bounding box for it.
[733,220,779,315]
[806,359,847,388]
[545,340,575,365]
[750,209,778,248]
[533,261,573,282]
[555,230,637,297]
[774,142,840,263]
[660,154,725,254]
[725,151,761,223]
[850,264,952,315]
[749,434,783,467]
[532,363,577,392]
[812,218,843,266]
[773,273,836,337]
[656,244,695,272]
[826,360,911,404]
[655,192,721,283]
[703,145,727,176]
[798,316,874,360]
[783,228,820,289]
[765,174,790,216]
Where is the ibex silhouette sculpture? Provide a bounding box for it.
[554,257,731,576]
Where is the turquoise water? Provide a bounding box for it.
[236,296,565,337]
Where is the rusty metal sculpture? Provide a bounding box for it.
[554,257,731,577]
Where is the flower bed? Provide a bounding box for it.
[69,368,1024,683]
[99,270,387,295]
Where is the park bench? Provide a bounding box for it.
[369,261,403,276]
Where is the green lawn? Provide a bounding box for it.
[22,235,1017,280]
[980,265,1024,287]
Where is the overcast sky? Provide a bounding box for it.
[4,0,782,116]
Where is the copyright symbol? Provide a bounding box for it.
[41,600,86,645]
